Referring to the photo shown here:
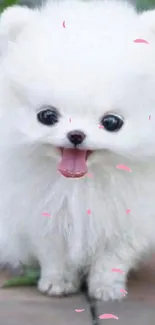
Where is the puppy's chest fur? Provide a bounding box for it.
[1,149,155,263]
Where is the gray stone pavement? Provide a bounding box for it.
[1,256,155,325]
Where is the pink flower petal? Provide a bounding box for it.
[120,289,128,295]
[87,209,91,215]
[99,314,119,320]
[112,268,125,274]
[116,164,132,172]
[86,173,93,177]
[126,209,131,214]
[42,212,51,217]
[133,39,149,44]
[62,21,66,28]
[75,309,85,312]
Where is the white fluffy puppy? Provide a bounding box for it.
[0,0,155,301]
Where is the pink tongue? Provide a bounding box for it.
[58,148,88,178]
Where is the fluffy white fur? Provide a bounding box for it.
[0,0,155,301]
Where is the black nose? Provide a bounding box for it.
[67,130,86,145]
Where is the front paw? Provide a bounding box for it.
[38,277,79,297]
[88,279,127,301]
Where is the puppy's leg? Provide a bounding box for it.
[38,265,80,296]
[88,242,139,301]
[37,238,80,296]
[0,224,21,269]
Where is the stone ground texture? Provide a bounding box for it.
[1,256,155,325]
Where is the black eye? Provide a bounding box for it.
[100,114,124,132]
[37,107,59,126]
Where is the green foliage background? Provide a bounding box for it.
[136,0,155,10]
[0,0,17,11]
[1,0,155,12]
[0,0,155,10]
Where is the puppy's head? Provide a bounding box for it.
[1,0,155,178]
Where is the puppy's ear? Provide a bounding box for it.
[139,10,155,36]
[0,5,35,53]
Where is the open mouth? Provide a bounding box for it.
[58,148,92,178]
